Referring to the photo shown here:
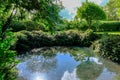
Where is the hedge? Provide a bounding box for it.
[92,21,120,31]
[15,30,99,52]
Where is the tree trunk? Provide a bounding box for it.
[1,5,16,40]
[88,20,92,29]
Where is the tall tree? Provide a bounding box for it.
[104,0,120,20]
[75,2,106,28]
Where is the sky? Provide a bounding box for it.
[59,0,109,20]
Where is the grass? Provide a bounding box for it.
[95,32,120,35]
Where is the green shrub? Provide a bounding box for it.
[78,20,88,31]
[65,20,88,31]
[10,20,46,32]
[15,30,98,52]
[15,30,54,52]
[81,29,99,46]
[54,30,82,46]
[23,20,40,31]
[92,35,120,63]
[10,21,26,32]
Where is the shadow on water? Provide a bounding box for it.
[16,47,120,80]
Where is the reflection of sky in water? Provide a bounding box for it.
[85,57,102,65]
[97,68,116,80]
[16,53,80,80]
[16,48,120,80]
[61,69,79,80]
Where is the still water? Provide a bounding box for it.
[16,47,120,80]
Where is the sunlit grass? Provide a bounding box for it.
[95,32,120,35]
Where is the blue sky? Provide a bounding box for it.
[59,0,109,20]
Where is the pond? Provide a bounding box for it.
[16,47,120,80]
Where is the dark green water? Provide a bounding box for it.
[16,47,120,80]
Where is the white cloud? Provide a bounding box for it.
[89,0,103,5]
[61,0,103,13]
[61,69,79,80]
[61,0,81,14]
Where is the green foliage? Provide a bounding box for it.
[10,20,53,32]
[0,0,63,33]
[92,35,120,63]
[58,20,120,32]
[15,30,99,52]
[10,21,26,32]
[23,20,40,31]
[66,20,88,31]
[77,61,103,80]
[0,22,18,80]
[15,30,54,52]
[16,0,62,31]
[104,0,120,20]
[54,30,82,46]
[76,2,106,28]
[92,21,120,31]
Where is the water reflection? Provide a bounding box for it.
[16,47,120,80]
[77,61,103,80]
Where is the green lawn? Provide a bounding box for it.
[95,32,120,35]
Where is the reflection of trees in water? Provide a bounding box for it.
[101,58,120,73]
[100,58,120,79]
[26,55,57,73]
[113,74,120,80]
[41,48,57,58]
[67,47,103,80]
[30,47,57,58]
[76,61,103,80]
[21,48,57,73]
[69,48,95,61]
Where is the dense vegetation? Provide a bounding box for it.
[0,22,18,80]
[15,29,98,52]
[92,35,120,63]
[75,2,106,28]
[0,0,62,79]
[0,0,120,79]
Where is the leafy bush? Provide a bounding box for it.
[23,20,40,31]
[81,29,99,46]
[91,35,120,63]
[0,23,18,80]
[10,21,26,32]
[10,20,45,32]
[64,20,88,31]
[15,30,99,52]
[54,30,82,46]
[15,30,54,52]
[78,20,88,31]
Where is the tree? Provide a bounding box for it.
[75,2,106,28]
[0,0,63,34]
[15,0,63,32]
[104,0,120,20]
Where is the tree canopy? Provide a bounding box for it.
[75,2,106,28]
[0,0,63,33]
[104,0,120,20]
